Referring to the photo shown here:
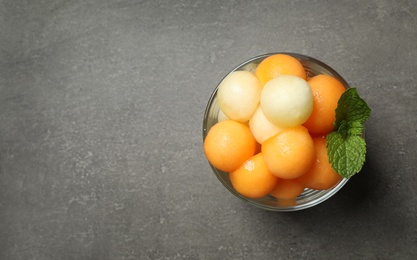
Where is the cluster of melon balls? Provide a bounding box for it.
[204,54,347,201]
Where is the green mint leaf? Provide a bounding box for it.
[327,132,367,178]
[334,88,371,131]
[347,120,364,136]
[327,87,371,178]
[337,120,364,137]
[337,120,349,137]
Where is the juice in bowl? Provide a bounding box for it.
[203,53,371,211]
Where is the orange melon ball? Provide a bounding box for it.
[204,120,257,173]
[229,153,278,199]
[269,179,305,200]
[303,74,346,134]
[261,126,315,179]
[297,136,343,190]
[255,53,306,86]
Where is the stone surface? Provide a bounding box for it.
[1,0,417,259]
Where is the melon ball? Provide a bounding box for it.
[261,75,313,127]
[249,105,284,144]
[217,71,262,122]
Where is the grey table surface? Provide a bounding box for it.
[1,0,416,259]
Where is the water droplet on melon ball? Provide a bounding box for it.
[261,75,313,128]
[217,71,262,122]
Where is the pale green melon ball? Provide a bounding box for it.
[261,75,313,128]
[249,105,284,144]
[217,71,262,122]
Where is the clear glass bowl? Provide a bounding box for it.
[203,53,351,211]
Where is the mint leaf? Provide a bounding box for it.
[327,132,366,178]
[334,88,371,132]
[326,88,371,178]
[347,120,364,136]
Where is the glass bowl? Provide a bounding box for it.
[202,52,351,211]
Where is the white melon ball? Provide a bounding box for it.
[217,71,262,122]
[249,105,284,144]
[261,75,313,127]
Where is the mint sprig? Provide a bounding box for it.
[326,88,371,178]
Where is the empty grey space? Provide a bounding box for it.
[1,0,416,259]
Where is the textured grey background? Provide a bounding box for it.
[1,0,417,259]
